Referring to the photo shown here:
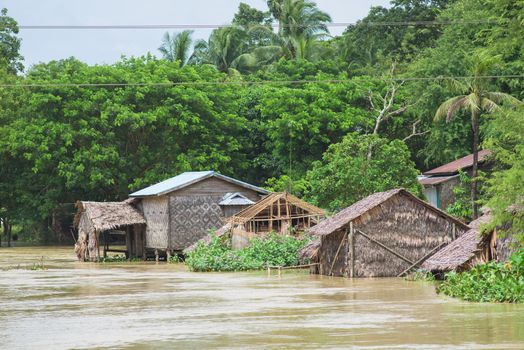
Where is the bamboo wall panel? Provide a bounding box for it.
[169,195,225,250]
[142,197,169,250]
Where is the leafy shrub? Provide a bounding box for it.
[437,249,524,303]
[99,254,128,263]
[404,270,435,282]
[185,233,309,272]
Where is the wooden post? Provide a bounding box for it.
[349,222,355,278]
[166,250,172,261]
[452,223,456,240]
[269,202,274,232]
[155,249,159,263]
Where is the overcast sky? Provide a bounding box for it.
[4,0,390,69]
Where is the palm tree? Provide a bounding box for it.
[434,56,521,219]
[158,30,193,66]
[241,0,331,65]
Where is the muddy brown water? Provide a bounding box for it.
[0,247,523,350]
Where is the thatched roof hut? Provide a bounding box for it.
[74,200,146,261]
[308,189,469,278]
[421,214,494,273]
[422,210,521,273]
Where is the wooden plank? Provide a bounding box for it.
[349,222,355,278]
[397,242,446,277]
[269,201,273,232]
[329,231,346,276]
[356,229,414,266]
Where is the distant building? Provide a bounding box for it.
[418,150,492,210]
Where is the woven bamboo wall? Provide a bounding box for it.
[142,197,169,250]
[169,195,225,250]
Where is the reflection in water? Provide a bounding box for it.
[0,247,523,349]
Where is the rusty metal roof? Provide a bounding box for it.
[418,175,459,186]
[423,150,492,176]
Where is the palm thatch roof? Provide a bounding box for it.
[421,213,493,272]
[299,239,320,263]
[74,200,146,232]
[230,192,324,224]
[308,188,467,237]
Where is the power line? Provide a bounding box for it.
[11,20,500,30]
[1,75,523,89]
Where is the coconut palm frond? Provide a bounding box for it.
[480,98,500,113]
[434,95,466,122]
[485,92,522,106]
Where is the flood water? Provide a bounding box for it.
[0,247,523,349]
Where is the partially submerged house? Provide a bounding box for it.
[74,199,146,261]
[226,192,325,249]
[418,150,492,210]
[307,189,469,277]
[74,171,269,260]
[128,171,268,256]
[422,210,521,274]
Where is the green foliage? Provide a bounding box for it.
[437,249,524,303]
[158,30,194,65]
[185,233,309,272]
[0,8,23,73]
[404,270,436,282]
[446,170,473,221]
[99,254,142,263]
[484,107,524,244]
[306,133,422,211]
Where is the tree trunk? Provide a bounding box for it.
[7,223,12,248]
[471,111,480,219]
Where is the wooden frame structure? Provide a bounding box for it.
[229,192,325,234]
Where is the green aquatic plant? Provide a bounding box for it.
[185,233,309,272]
[437,249,524,303]
[404,270,435,282]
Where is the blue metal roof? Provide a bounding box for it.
[219,192,255,206]
[129,171,269,197]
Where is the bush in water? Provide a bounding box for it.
[437,249,524,303]
[185,233,309,272]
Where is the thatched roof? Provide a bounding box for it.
[421,214,493,272]
[308,188,467,236]
[230,192,324,224]
[299,239,320,263]
[74,200,146,232]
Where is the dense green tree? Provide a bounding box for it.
[0,57,249,237]
[340,0,453,71]
[306,133,422,211]
[484,107,524,245]
[0,8,23,73]
[434,54,521,218]
[158,30,193,65]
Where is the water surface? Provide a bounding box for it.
[0,246,523,349]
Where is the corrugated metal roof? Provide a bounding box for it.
[219,192,255,206]
[418,175,459,186]
[423,150,492,176]
[129,171,269,197]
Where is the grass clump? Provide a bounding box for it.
[404,270,435,282]
[437,249,524,303]
[185,233,309,272]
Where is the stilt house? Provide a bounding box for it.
[307,189,469,277]
[129,171,269,256]
[74,199,146,261]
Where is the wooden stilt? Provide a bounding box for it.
[349,222,355,278]
[155,249,159,263]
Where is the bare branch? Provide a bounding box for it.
[402,119,429,142]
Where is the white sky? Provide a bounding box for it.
[4,0,390,69]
